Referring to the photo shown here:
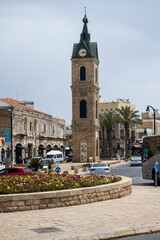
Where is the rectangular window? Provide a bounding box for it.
[30,122,32,132]
[80,92,87,97]
[95,68,98,82]
[39,124,41,134]
[44,125,46,134]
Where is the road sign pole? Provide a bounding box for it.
[155,171,157,188]
[155,161,159,188]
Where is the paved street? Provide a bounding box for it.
[0,161,160,240]
[110,162,154,186]
[114,232,160,240]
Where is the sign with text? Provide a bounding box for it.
[5,131,10,144]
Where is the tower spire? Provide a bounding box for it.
[71,12,98,60]
[80,11,90,49]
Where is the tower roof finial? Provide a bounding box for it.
[83,7,88,24]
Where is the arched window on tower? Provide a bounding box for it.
[80,66,86,81]
[80,100,87,118]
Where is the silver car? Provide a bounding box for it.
[130,156,142,166]
[90,162,110,175]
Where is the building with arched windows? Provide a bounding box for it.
[71,14,100,162]
[0,98,66,164]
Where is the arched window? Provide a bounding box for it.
[80,66,86,81]
[80,100,87,118]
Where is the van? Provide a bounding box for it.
[44,150,64,164]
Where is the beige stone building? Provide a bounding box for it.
[0,98,66,164]
[71,14,100,162]
[136,111,160,138]
[99,99,136,157]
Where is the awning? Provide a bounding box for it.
[16,145,28,149]
[39,146,46,150]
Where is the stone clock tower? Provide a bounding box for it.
[71,14,100,163]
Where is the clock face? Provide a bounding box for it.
[79,49,87,57]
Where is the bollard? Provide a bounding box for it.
[83,167,87,172]
[89,157,93,163]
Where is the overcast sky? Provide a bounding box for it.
[0,0,160,125]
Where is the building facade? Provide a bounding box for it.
[0,98,66,164]
[136,111,160,138]
[71,14,100,162]
[99,99,136,157]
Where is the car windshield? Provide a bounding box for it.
[46,155,55,158]
[92,163,107,167]
[0,169,8,174]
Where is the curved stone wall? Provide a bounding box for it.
[0,176,132,213]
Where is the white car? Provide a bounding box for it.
[130,156,142,166]
[90,162,110,175]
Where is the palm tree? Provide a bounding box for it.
[99,111,118,159]
[116,106,142,158]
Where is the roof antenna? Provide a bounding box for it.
[85,6,86,15]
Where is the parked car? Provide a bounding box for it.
[66,154,73,162]
[130,156,142,166]
[90,162,110,175]
[0,167,32,176]
[0,161,5,170]
[43,150,64,164]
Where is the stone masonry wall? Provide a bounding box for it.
[0,177,132,213]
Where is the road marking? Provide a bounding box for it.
[132,177,142,179]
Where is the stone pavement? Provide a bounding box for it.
[0,161,160,240]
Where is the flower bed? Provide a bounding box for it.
[0,173,122,194]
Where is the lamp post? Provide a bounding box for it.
[7,106,13,166]
[146,105,156,135]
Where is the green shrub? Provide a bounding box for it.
[30,158,43,171]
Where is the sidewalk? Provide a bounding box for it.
[0,184,160,240]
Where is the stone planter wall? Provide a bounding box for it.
[0,176,132,213]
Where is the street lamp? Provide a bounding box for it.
[146,105,155,135]
[7,106,13,166]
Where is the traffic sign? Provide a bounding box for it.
[155,161,159,173]
[55,167,61,174]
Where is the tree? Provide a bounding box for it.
[116,106,142,158]
[99,111,118,159]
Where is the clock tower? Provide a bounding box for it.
[71,14,100,163]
